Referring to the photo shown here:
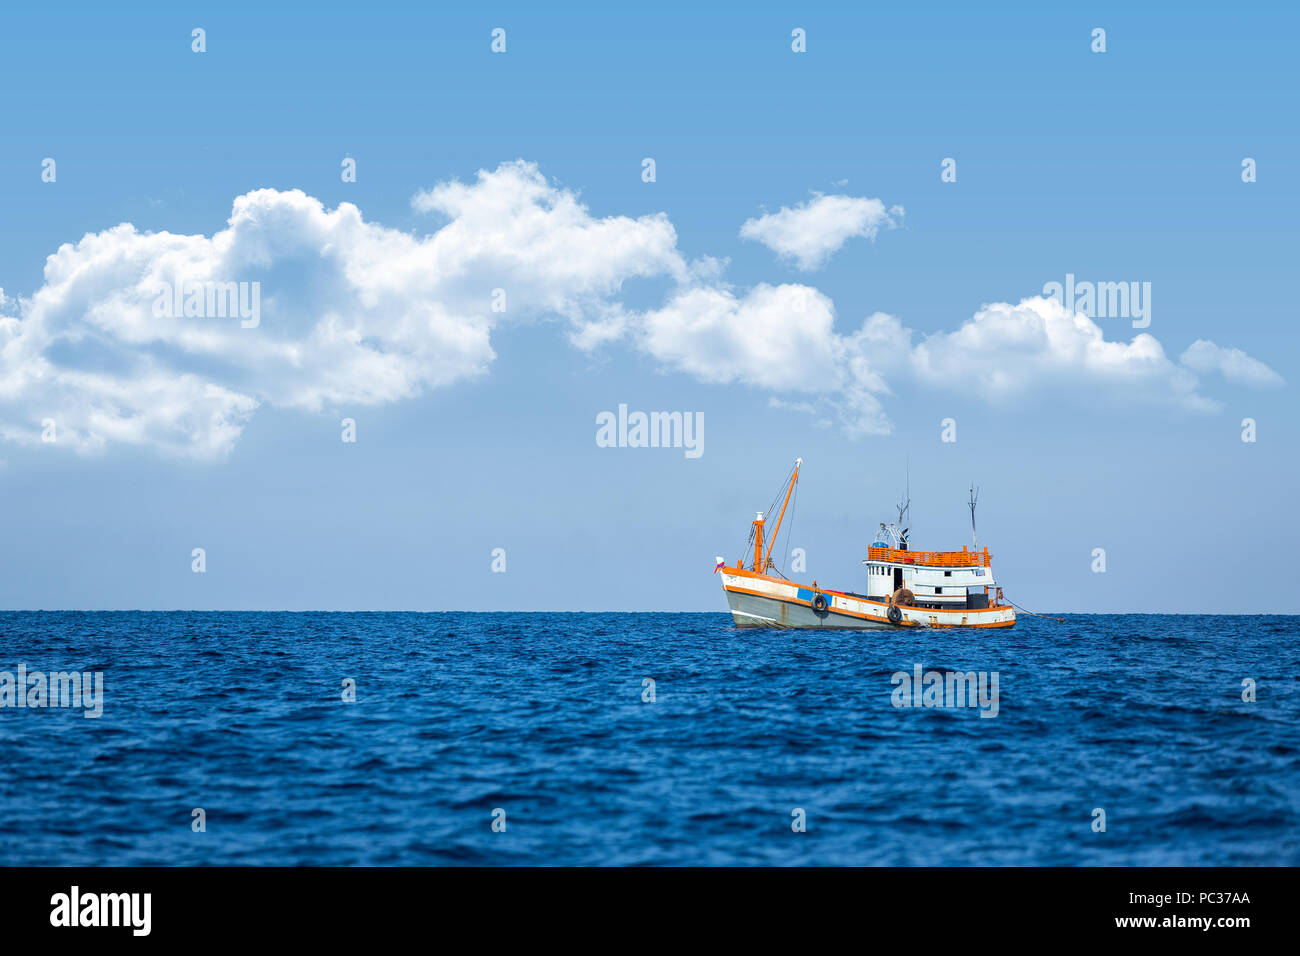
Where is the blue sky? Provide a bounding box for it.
[0,3,1295,612]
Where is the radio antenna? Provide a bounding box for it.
[896,460,911,547]
[968,483,979,549]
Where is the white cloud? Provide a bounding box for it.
[633,284,890,435]
[905,297,1213,410]
[639,284,837,390]
[0,162,688,459]
[0,166,1282,460]
[411,161,688,303]
[740,194,903,271]
[1179,339,1284,388]
[625,293,1250,433]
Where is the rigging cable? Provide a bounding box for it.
[780,475,799,575]
[744,462,797,570]
[1005,598,1065,624]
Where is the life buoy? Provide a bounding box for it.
[887,604,903,625]
[812,593,829,613]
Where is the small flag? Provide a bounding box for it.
[714,556,726,573]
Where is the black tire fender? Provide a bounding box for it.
[887,604,903,625]
[812,593,829,613]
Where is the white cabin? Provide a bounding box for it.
[862,533,999,611]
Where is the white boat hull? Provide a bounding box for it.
[720,569,1015,630]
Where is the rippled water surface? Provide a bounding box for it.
[1,611,1296,865]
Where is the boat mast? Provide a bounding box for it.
[968,483,979,550]
[761,457,801,573]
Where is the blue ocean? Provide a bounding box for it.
[1,612,1295,866]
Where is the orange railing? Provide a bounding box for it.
[867,546,991,568]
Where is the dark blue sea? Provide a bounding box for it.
[1,612,1295,866]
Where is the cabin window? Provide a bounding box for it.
[944,571,952,577]
[934,587,943,594]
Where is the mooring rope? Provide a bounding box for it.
[1007,598,1065,624]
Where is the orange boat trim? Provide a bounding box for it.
[721,578,1015,629]
[865,546,992,568]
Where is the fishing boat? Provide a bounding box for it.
[715,459,1016,629]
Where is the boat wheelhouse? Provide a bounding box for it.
[716,459,1016,629]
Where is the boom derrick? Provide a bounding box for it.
[761,458,801,574]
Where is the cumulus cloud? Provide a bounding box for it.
[639,284,837,390]
[739,194,903,270]
[633,284,889,435]
[0,166,1282,459]
[1179,339,1284,388]
[0,161,688,458]
[905,297,1212,410]
[621,294,1254,433]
